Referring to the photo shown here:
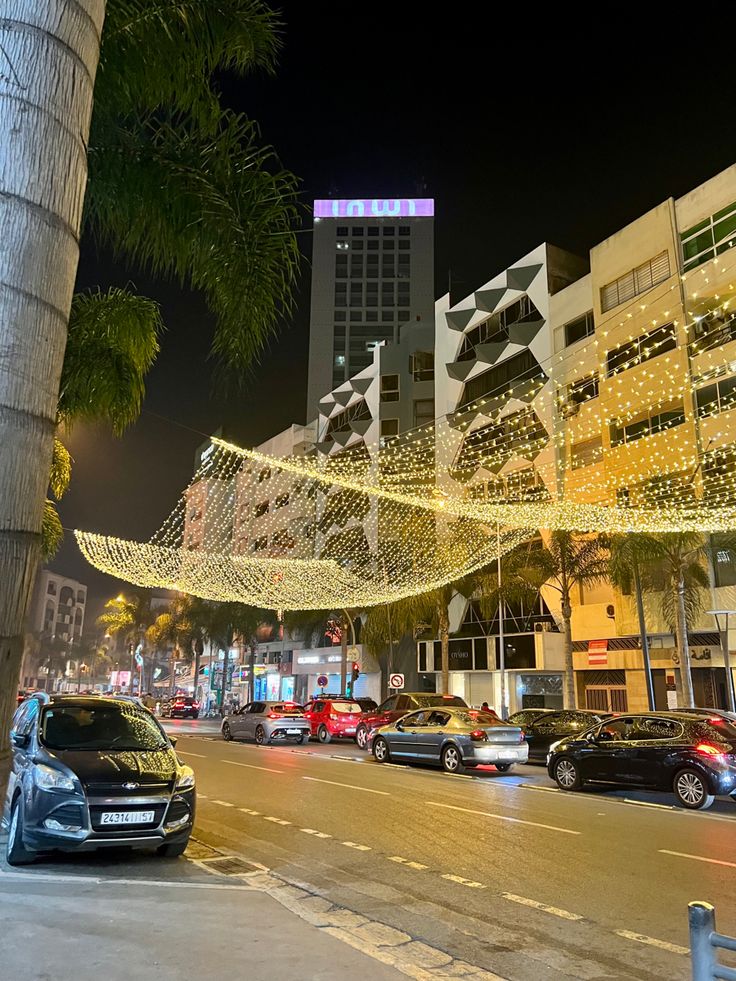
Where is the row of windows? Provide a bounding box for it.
[336,225,411,237]
[569,436,603,470]
[457,295,541,362]
[600,250,670,314]
[458,349,546,412]
[609,403,685,447]
[681,199,736,272]
[605,321,677,377]
[335,310,409,322]
[336,239,411,252]
[566,371,599,405]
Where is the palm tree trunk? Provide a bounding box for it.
[561,594,575,709]
[675,577,695,707]
[0,1,106,807]
[439,602,450,695]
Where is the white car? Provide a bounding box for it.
[222,701,311,745]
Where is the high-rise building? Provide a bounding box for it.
[306,197,435,419]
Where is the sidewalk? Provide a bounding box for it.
[0,870,407,981]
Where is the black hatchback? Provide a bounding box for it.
[4,694,196,865]
[547,712,736,809]
[519,709,612,763]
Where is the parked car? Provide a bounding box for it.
[668,707,736,724]
[548,711,736,810]
[160,696,200,719]
[355,693,468,750]
[507,708,557,727]
[221,701,310,745]
[354,697,378,713]
[521,709,613,763]
[302,698,364,743]
[370,707,528,773]
[4,694,195,865]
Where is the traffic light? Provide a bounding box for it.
[346,663,360,698]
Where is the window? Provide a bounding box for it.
[47,581,56,595]
[350,311,362,322]
[609,402,685,447]
[631,717,683,740]
[366,311,378,322]
[383,226,395,236]
[567,372,599,405]
[600,251,670,313]
[399,226,410,236]
[605,321,677,377]
[274,493,289,509]
[367,227,379,236]
[681,200,736,271]
[253,537,268,551]
[253,500,269,517]
[336,226,348,236]
[351,239,363,251]
[458,295,542,361]
[458,349,545,412]
[351,226,364,236]
[334,310,346,322]
[570,437,603,469]
[413,398,434,429]
[377,695,398,711]
[336,240,349,251]
[367,240,379,251]
[695,374,736,418]
[380,419,399,438]
[398,309,410,321]
[564,311,595,347]
[383,239,395,250]
[380,374,399,402]
[399,240,411,250]
[410,351,434,381]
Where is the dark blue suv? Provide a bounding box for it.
[4,694,196,865]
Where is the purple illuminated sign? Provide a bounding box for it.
[314,198,434,219]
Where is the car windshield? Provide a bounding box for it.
[331,702,362,713]
[40,704,168,751]
[412,695,466,708]
[455,711,504,727]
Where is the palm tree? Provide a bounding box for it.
[98,592,155,691]
[0,1,300,799]
[519,532,610,709]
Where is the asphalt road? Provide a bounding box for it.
[160,720,736,981]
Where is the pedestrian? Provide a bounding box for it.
[481,701,490,712]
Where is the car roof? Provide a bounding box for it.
[45,695,134,709]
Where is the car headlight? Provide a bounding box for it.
[548,739,562,754]
[175,766,195,789]
[33,763,75,793]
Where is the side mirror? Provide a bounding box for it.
[11,731,29,748]
[169,736,178,748]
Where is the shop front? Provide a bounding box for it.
[292,645,381,704]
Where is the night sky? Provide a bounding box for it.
[57,6,736,619]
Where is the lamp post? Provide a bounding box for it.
[706,610,736,713]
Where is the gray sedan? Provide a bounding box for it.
[222,701,311,745]
[369,707,528,773]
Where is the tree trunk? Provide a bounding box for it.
[674,577,695,707]
[193,637,204,704]
[439,602,450,695]
[561,594,575,709]
[0,1,106,807]
[340,615,348,697]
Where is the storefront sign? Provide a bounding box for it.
[314,198,434,219]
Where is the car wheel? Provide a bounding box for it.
[255,725,266,745]
[495,763,513,773]
[296,735,306,745]
[554,757,582,791]
[674,768,715,810]
[157,839,189,858]
[222,722,233,741]
[318,725,331,744]
[441,744,463,774]
[192,713,199,720]
[355,726,368,750]
[6,796,35,866]
[373,737,390,763]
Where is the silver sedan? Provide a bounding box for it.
[369,707,528,773]
[222,701,311,745]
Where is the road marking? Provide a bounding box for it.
[264,816,291,825]
[223,760,283,774]
[177,751,206,758]
[623,798,673,810]
[615,930,688,955]
[301,828,332,838]
[388,856,428,870]
[443,873,485,889]
[238,808,261,816]
[198,794,208,799]
[330,755,365,763]
[302,776,390,796]
[0,871,258,892]
[425,801,580,836]
[502,893,583,921]
[659,849,736,869]
[342,841,371,851]
[211,799,234,807]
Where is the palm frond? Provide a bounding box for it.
[41,500,64,561]
[58,288,162,434]
[96,0,282,129]
[85,113,301,377]
[49,439,72,500]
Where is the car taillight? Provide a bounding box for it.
[193,702,200,709]
[519,732,526,743]
[268,712,282,719]
[696,742,726,759]
[470,730,487,741]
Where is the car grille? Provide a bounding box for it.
[89,803,167,832]
[50,803,85,826]
[85,781,170,797]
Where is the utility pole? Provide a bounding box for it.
[497,520,507,719]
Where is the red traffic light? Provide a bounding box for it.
[352,662,360,672]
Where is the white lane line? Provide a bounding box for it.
[0,871,258,892]
[211,799,234,807]
[342,841,372,851]
[622,798,673,810]
[443,873,485,889]
[659,849,736,869]
[223,760,283,774]
[388,856,429,870]
[302,776,390,796]
[615,930,688,956]
[198,794,208,799]
[177,751,206,758]
[238,808,261,816]
[502,893,583,921]
[426,800,580,836]
[264,816,291,826]
[301,828,332,838]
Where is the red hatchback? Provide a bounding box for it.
[302,698,364,743]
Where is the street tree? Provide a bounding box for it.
[0,1,300,801]
[98,592,155,688]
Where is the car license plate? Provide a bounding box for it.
[497,750,516,760]
[286,728,302,735]
[100,810,155,825]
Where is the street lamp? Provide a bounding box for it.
[706,610,736,713]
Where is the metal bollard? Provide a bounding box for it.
[689,902,717,981]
